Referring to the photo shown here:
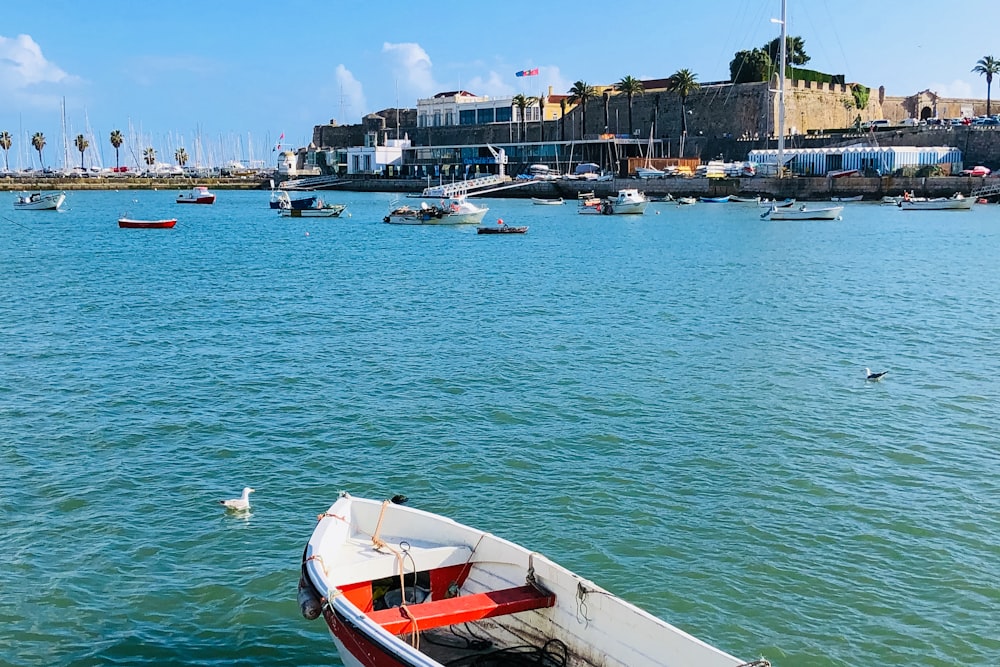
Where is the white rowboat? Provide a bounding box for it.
[300,493,761,667]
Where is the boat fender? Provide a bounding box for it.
[383,216,390,223]
[298,575,322,620]
[602,203,613,215]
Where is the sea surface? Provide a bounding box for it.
[1,190,998,667]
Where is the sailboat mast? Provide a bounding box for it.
[777,0,787,178]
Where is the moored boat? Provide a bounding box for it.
[299,493,761,667]
[898,193,974,210]
[728,195,761,203]
[758,198,795,208]
[118,217,177,229]
[579,189,648,215]
[279,199,347,217]
[531,197,564,205]
[763,204,843,220]
[433,197,488,225]
[699,196,730,203]
[176,186,216,204]
[477,219,528,234]
[270,190,317,210]
[830,195,863,202]
[13,191,66,211]
[384,201,450,225]
[677,196,697,205]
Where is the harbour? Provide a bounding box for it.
[2,190,998,665]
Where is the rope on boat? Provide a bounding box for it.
[452,533,486,597]
[736,661,771,667]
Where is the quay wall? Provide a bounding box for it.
[0,176,270,192]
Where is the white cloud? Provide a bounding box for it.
[539,66,572,99]
[0,33,77,108]
[334,65,367,122]
[466,71,514,98]
[382,42,438,99]
[929,79,974,99]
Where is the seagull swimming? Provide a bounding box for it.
[219,487,255,511]
[865,368,888,381]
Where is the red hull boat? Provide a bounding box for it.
[118,218,177,229]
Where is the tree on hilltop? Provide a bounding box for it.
[730,49,772,84]
[972,55,999,116]
[763,35,810,67]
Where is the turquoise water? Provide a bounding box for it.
[1,190,998,666]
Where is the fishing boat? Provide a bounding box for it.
[677,196,697,206]
[477,219,528,234]
[830,195,863,202]
[699,196,730,203]
[270,190,317,210]
[531,197,564,205]
[13,191,66,211]
[176,186,216,204]
[898,193,974,211]
[384,201,451,225]
[298,493,761,667]
[433,197,489,225]
[757,198,795,208]
[728,195,761,203]
[580,189,649,215]
[762,204,843,220]
[279,199,347,217]
[118,217,177,229]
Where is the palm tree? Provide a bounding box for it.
[31,132,46,169]
[143,147,156,171]
[0,131,11,172]
[109,130,124,171]
[74,134,89,170]
[511,94,535,142]
[667,69,700,157]
[616,75,645,136]
[175,147,189,167]
[559,99,567,141]
[567,81,597,139]
[972,55,1000,116]
[602,90,610,132]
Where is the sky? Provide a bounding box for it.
[1,0,997,169]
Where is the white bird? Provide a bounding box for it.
[865,368,888,382]
[219,487,255,510]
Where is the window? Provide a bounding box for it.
[477,109,495,124]
[459,110,476,125]
[495,107,512,123]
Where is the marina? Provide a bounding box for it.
[2,189,998,666]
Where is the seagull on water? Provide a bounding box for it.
[219,487,255,511]
[865,368,888,382]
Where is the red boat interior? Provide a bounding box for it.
[340,564,556,636]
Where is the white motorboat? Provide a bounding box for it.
[175,186,216,204]
[299,493,761,667]
[531,197,564,205]
[278,199,347,217]
[606,188,649,214]
[763,204,843,220]
[898,193,974,210]
[13,191,65,211]
[431,197,488,225]
[728,195,761,203]
[830,195,863,202]
[677,196,697,205]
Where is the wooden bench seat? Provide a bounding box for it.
[367,585,556,635]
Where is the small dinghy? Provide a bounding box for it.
[118,218,177,229]
[299,493,761,667]
[477,218,528,234]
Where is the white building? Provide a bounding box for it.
[416,91,540,128]
[345,136,411,175]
